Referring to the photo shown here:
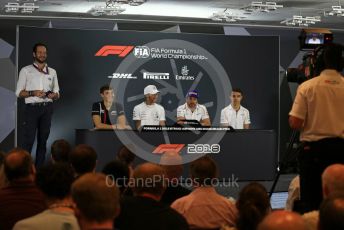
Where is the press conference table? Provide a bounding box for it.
[75,128,277,181]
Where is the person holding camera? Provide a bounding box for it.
[16,43,59,168]
[289,43,344,212]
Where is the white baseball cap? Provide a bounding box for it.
[144,85,160,95]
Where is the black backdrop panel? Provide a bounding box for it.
[17,27,279,171]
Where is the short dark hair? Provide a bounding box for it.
[236,182,270,230]
[323,43,344,72]
[4,148,33,182]
[51,139,71,163]
[72,173,120,222]
[319,197,344,230]
[102,160,130,193]
[70,144,97,175]
[116,145,136,165]
[33,43,47,53]
[36,163,75,199]
[232,88,243,95]
[100,85,113,94]
[190,155,218,186]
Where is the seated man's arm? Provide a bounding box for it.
[92,115,115,129]
[200,106,211,126]
[220,109,229,127]
[133,106,141,129]
[176,106,186,124]
[200,118,211,126]
[244,110,251,129]
[159,108,166,126]
[135,120,141,130]
[116,115,129,129]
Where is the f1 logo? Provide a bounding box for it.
[95,45,134,57]
[152,144,185,154]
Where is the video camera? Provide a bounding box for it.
[286,29,333,84]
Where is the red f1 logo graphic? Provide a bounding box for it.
[95,45,134,57]
[152,144,185,154]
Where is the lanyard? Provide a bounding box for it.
[32,63,49,75]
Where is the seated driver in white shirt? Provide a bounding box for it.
[133,85,166,129]
[176,90,211,126]
[220,88,250,129]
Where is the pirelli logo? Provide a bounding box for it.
[152,144,185,154]
[95,45,134,57]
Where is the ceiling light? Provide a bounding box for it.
[242,1,283,14]
[324,5,344,16]
[4,2,39,13]
[281,15,321,27]
[210,8,246,22]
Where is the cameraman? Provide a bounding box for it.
[289,43,344,212]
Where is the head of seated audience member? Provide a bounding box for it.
[72,173,120,229]
[319,196,344,230]
[102,160,130,194]
[190,155,218,187]
[36,163,75,206]
[258,210,306,230]
[116,145,136,166]
[70,144,97,177]
[4,148,35,183]
[131,163,166,201]
[51,139,71,163]
[322,164,344,199]
[236,182,271,230]
[160,151,183,182]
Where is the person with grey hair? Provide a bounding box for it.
[133,85,166,129]
[115,162,188,230]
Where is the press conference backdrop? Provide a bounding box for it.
[17,27,279,161]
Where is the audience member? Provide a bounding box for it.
[159,151,190,205]
[171,155,237,229]
[102,159,130,194]
[116,145,136,177]
[286,175,300,211]
[0,148,46,229]
[51,139,71,163]
[70,144,97,177]
[115,163,189,230]
[13,163,78,230]
[223,182,270,230]
[318,197,344,230]
[72,173,120,230]
[258,210,306,230]
[289,43,344,212]
[302,164,344,230]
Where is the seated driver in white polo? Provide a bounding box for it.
[133,85,166,129]
[176,90,211,126]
